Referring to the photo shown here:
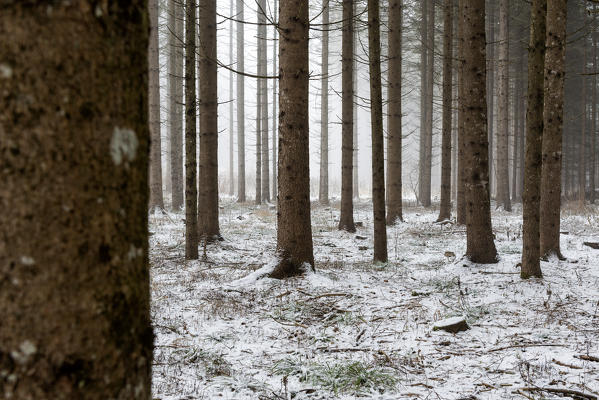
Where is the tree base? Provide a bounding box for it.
[268,258,314,279]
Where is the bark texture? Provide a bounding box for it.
[237,0,246,202]
[169,0,184,210]
[368,0,388,263]
[339,0,356,232]
[271,0,314,278]
[437,0,453,222]
[540,0,568,259]
[521,0,546,279]
[456,0,466,225]
[198,0,220,240]
[259,0,270,203]
[185,0,199,259]
[386,0,403,225]
[319,0,330,206]
[496,0,511,211]
[461,0,498,263]
[0,3,152,398]
[149,0,164,211]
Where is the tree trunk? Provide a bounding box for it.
[353,1,359,200]
[229,0,235,196]
[149,0,164,211]
[461,0,498,264]
[592,4,597,205]
[386,0,403,224]
[368,0,388,263]
[540,0,567,259]
[270,0,314,278]
[319,0,330,206]
[0,3,152,398]
[437,0,453,222]
[272,0,278,201]
[259,0,270,203]
[198,0,220,240]
[495,0,511,211]
[423,0,434,208]
[255,76,262,204]
[457,0,466,225]
[579,41,587,206]
[169,0,184,210]
[185,0,199,259]
[237,0,246,202]
[521,0,546,279]
[418,0,428,206]
[339,0,356,232]
[511,66,520,203]
[487,0,495,198]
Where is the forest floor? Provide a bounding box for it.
[150,199,599,400]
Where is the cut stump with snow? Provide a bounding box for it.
[432,316,470,333]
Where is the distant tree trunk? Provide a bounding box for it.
[461,0,498,263]
[452,0,459,204]
[272,0,278,201]
[185,0,199,259]
[271,0,314,278]
[386,0,403,224]
[579,43,587,206]
[319,0,330,205]
[521,0,546,279]
[237,0,246,202]
[437,0,453,222]
[353,1,359,200]
[229,0,235,196]
[198,0,220,240]
[592,4,597,205]
[149,0,164,211]
[540,0,567,259]
[368,0,388,263]
[496,0,511,211]
[487,0,495,197]
[259,0,270,203]
[418,0,428,206]
[339,0,357,232]
[0,3,152,398]
[456,0,466,225]
[422,0,434,208]
[255,76,262,205]
[169,0,184,210]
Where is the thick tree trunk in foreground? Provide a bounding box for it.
[169,0,184,210]
[456,0,466,225]
[198,0,220,240]
[386,0,403,224]
[496,0,511,211]
[540,0,568,259]
[237,0,246,202]
[149,0,164,211]
[339,0,356,232]
[461,0,498,263]
[319,0,330,205]
[521,0,546,279]
[185,0,199,259]
[368,0,388,263]
[271,0,314,278]
[437,0,453,222]
[0,3,152,398]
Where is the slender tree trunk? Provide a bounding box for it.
[237,0,246,202]
[496,0,511,211]
[386,0,403,224]
[198,0,220,240]
[579,43,587,206]
[259,0,270,203]
[456,0,466,225]
[271,0,314,278]
[437,0,453,222]
[368,0,388,263]
[517,48,526,201]
[461,0,498,263]
[272,0,278,201]
[452,0,459,204]
[423,0,434,208]
[487,0,495,197]
[0,3,152,398]
[169,0,184,210]
[255,77,262,204]
[185,0,199,259]
[319,0,330,205]
[418,0,428,206]
[229,0,235,196]
[149,0,164,211]
[340,0,356,232]
[540,0,568,259]
[592,4,597,205]
[353,1,359,200]
[511,73,520,203]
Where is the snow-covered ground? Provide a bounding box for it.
[150,200,599,399]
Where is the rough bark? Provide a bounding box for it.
[169,0,184,210]
[255,75,262,205]
[368,0,388,263]
[423,0,434,208]
[592,4,597,205]
[149,0,164,211]
[461,0,498,263]
[259,0,270,203]
[418,0,428,206]
[496,0,511,211]
[185,0,199,259]
[457,0,466,225]
[437,0,453,222]
[198,0,220,240]
[237,0,246,202]
[353,1,359,200]
[579,42,587,206]
[521,0,546,279]
[229,0,235,196]
[540,0,567,260]
[0,3,152,398]
[487,0,495,197]
[339,0,356,232]
[271,0,314,278]
[319,0,330,205]
[272,0,278,201]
